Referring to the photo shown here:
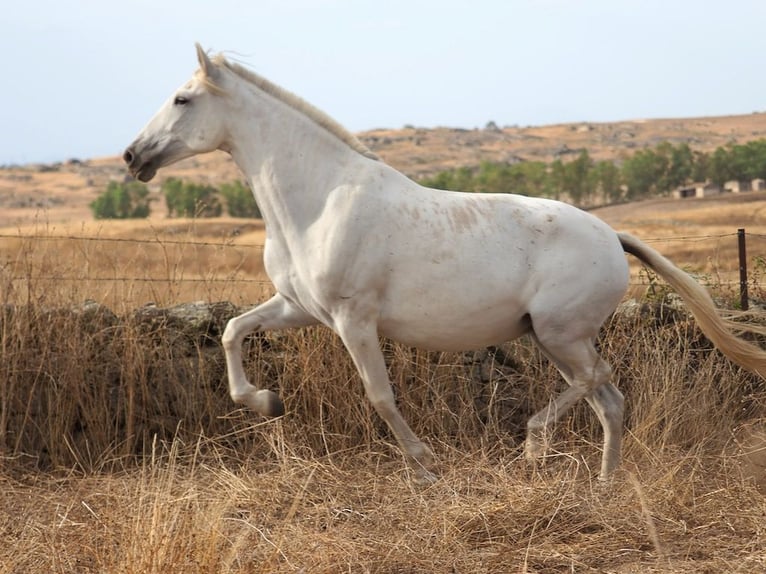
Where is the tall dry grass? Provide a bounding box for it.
[0,219,269,310]
[1,222,765,572]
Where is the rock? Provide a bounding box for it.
[129,300,240,349]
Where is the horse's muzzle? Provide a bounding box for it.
[122,146,158,182]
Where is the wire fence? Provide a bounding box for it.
[1,229,765,293]
[0,231,273,287]
[0,232,265,250]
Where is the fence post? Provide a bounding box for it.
[738,228,749,311]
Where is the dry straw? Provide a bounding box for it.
[0,224,765,572]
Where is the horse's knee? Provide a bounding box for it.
[221,318,241,350]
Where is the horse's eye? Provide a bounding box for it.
[174,96,189,106]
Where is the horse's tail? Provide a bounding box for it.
[618,231,766,378]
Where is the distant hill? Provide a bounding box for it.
[2,112,766,227]
[362,112,766,179]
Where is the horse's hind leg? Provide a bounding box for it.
[585,383,624,479]
[526,333,621,480]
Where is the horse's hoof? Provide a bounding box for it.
[524,436,545,461]
[413,468,439,486]
[236,388,284,417]
[254,389,285,417]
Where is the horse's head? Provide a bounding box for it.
[124,44,229,182]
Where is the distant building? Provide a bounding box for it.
[672,182,721,199]
[722,179,766,193]
[724,180,750,193]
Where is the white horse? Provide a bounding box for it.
[124,45,766,482]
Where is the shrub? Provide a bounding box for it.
[162,178,222,218]
[220,180,261,218]
[90,181,152,219]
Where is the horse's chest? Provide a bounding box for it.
[262,242,339,322]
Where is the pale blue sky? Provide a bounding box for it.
[2,0,765,164]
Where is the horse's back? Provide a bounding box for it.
[376,184,628,288]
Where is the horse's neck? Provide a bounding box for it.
[226,92,366,237]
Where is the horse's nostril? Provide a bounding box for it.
[123,148,134,165]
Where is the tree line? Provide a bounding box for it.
[90,178,260,219]
[419,139,766,206]
[91,138,766,219]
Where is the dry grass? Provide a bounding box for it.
[3,443,765,573]
[0,218,268,310]
[1,194,766,572]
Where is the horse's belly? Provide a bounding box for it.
[377,303,531,351]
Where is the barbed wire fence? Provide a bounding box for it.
[637,229,766,309]
[1,229,765,306]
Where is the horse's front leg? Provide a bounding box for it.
[336,319,437,483]
[222,293,317,416]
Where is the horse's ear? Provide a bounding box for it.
[195,43,217,79]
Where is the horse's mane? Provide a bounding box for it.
[203,55,379,161]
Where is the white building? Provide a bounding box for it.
[672,182,721,199]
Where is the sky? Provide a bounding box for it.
[2,0,766,165]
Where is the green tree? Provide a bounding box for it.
[220,180,261,218]
[706,146,735,186]
[162,178,222,218]
[729,140,766,181]
[646,142,695,193]
[691,149,710,183]
[508,161,553,197]
[420,166,477,192]
[563,150,593,204]
[548,159,566,200]
[546,152,594,204]
[421,161,557,198]
[90,180,151,219]
[589,160,622,203]
[668,142,695,187]
[474,161,506,193]
[621,148,665,199]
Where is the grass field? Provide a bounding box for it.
[1,193,765,573]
